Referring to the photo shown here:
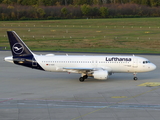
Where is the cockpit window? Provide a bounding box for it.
[143,61,151,64]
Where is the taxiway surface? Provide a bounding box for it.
[0,51,160,120]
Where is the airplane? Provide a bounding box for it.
[4,31,156,82]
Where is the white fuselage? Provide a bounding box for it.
[5,54,156,81]
[34,54,156,73]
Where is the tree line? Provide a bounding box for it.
[0,0,160,20]
[1,0,160,7]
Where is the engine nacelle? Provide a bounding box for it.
[93,70,108,80]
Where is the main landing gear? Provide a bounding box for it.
[133,73,138,81]
[79,75,88,82]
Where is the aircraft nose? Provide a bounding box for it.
[150,63,156,71]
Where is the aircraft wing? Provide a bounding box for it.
[63,67,93,71]
[63,67,111,73]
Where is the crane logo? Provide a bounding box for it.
[12,43,24,54]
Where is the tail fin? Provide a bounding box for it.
[6,31,44,71]
[7,31,33,57]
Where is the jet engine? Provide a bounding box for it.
[93,70,108,80]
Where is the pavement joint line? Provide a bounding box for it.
[71,86,160,120]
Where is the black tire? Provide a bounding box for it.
[79,77,85,82]
[133,77,138,81]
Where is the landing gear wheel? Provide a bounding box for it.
[133,77,138,81]
[79,77,85,82]
[133,73,138,81]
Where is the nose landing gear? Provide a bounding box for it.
[133,73,138,81]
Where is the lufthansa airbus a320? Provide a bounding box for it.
[4,31,156,82]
